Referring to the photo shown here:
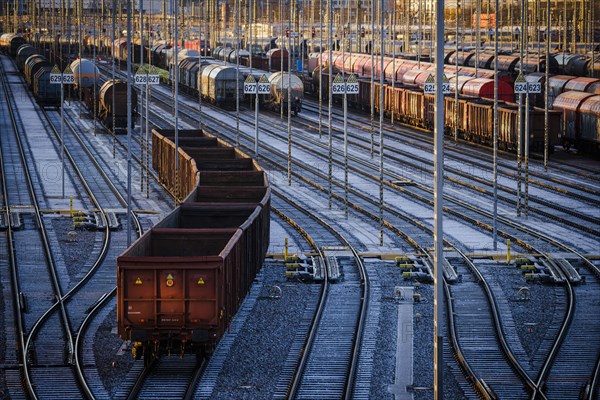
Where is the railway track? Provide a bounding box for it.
[1,54,84,398]
[298,101,600,238]
[301,98,600,199]
[179,86,600,396]
[270,189,368,399]
[125,356,205,400]
[135,84,372,398]
[0,54,155,398]
[543,264,600,399]
[137,81,521,398]
[301,98,600,183]
[97,60,598,229]
[0,57,28,400]
[91,61,596,396]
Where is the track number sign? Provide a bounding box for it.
[346,74,359,94]
[442,74,451,94]
[50,74,62,84]
[50,65,74,85]
[527,82,541,94]
[135,74,160,85]
[62,65,74,84]
[244,74,257,94]
[514,74,528,94]
[424,74,435,94]
[135,74,148,84]
[257,74,270,94]
[332,73,345,95]
[62,74,75,84]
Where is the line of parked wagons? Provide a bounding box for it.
[8,42,136,130]
[140,42,304,115]
[308,51,600,155]
[93,36,305,116]
[3,31,598,154]
[117,128,270,362]
[3,32,272,363]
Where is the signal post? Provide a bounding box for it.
[243,74,270,156]
[332,73,359,218]
[50,64,74,199]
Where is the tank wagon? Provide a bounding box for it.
[70,58,100,89]
[117,128,270,362]
[212,45,288,72]
[111,37,146,64]
[266,71,303,115]
[0,33,27,56]
[37,33,79,60]
[553,53,600,78]
[147,41,171,70]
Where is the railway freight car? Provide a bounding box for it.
[70,58,100,89]
[117,128,270,362]
[15,44,39,71]
[199,64,244,107]
[32,64,61,106]
[553,91,600,154]
[266,71,303,115]
[237,67,303,115]
[96,79,138,130]
[0,33,27,56]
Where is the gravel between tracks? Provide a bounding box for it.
[478,258,559,368]
[94,306,136,398]
[50,216,99,279]
[209,260,317,399]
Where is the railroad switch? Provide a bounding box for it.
[72,210,89,227]
[396,256,434,283]
[284,255,325,281]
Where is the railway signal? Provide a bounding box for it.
[51,65,74,199]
